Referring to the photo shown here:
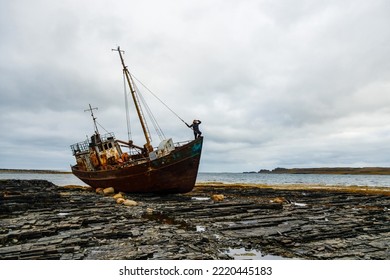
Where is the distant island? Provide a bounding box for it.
[245,167,390,175]
[0,169,71,174]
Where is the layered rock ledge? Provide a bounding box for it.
[1,180,389,260]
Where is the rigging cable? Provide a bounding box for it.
[123,70,132,142]
[96,121,110,134]
[133,82,165,141]
[130,73,188,125]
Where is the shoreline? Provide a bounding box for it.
[196,182,390,196]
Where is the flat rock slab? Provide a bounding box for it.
[1,179,389,260]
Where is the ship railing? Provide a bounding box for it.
[173,140,192,148]
[100,132,115,141]
[70,140,89,155]
[70,132,115,155]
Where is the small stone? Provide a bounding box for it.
[123,199,138,206]
[95,188,104,194]
[270,197,288,204]
[211,194,224,201]
[113,193,123,199]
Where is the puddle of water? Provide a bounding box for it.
[191,196,210,201]
[57,212,69,216]
[225,247,287,260]
[196,225,206,232]
[292,202,307,207]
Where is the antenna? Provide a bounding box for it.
[84,104,99,134]
[112,47,125,54]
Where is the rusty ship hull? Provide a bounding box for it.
[71,136,203,194]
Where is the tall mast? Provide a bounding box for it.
[113,46,153,153]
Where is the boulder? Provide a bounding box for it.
[113,193,123,199]
[270,197,288,204]
[95,188,104,194]
[123,199,138,206]
[211,194,224,201]
[103,187,115,195]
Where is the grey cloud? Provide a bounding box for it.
[1,0,390,172]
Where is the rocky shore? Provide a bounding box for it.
[1,179,389,260]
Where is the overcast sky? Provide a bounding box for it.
[1,0,390,172]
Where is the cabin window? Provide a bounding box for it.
[102,142,113,151]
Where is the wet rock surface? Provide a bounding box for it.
[1,179,389,260]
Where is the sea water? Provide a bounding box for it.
[0,172,85,186]
[1,171,390,187]
[197,172,390,187]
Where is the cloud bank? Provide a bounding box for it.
[1,0,390,172]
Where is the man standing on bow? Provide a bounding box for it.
[186,120,202,139]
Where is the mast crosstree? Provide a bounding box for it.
[84,104,99,135]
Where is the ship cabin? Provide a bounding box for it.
[71,132,124,171]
